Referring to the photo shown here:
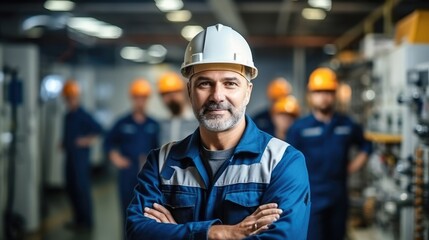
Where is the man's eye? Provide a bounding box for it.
[225,82,238,87]
[198,82,210,87]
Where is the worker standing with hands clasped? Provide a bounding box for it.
[104,79,160,218]
[287,67,372,240]
[126,23,310,240]
[61,80,103,231]
[157,72,198,145]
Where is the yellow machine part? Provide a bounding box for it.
[364,131,402,144]
[395,10,429,45]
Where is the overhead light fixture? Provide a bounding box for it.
[308,0,332,11]
[44,0,75,11]
[22,15,50,31]
[147,44,167,64]
[181,25,203,41]
[67,17,122,39]
[155,0,183,12]
[68,17,100,34]
[40,75,64,101]
[96,25,123,39]
[166,10,191,22]
[302,8,326,20]
[148,44,167,58]
[120,47,147,61]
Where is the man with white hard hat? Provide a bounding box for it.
[126,24,310,239]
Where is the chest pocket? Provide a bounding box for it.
[222,191,262,224]
[120,124,138,142]
[333,126,353,145]
[163,192,197,224]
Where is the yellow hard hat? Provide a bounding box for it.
[62,80,80,97]
[158,72,185,94]
[130,78,151,97]
[271,95,300,117]
[308,68,338,91]
[267,77,292,101]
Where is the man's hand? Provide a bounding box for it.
[76,136,97,147]
[109,151,131,169]
[143,202,282,239]
[144,203,177,224]
[209,203,282,239]
[348,151,368,174]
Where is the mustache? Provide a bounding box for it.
[201,101,231,114]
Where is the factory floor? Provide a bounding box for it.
[25,169,379,240]
[26,168,123,240]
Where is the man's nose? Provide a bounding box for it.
[209,83,225,102]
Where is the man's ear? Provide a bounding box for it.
[244,82,253,106]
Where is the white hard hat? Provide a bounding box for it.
[181,24,258,80]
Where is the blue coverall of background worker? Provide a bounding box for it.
[104,78,160,215]
[287,68,372,240]
[253,77,292,136]
[61,80,103,229]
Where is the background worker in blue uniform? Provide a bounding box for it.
[271,95,300,140]
[253,77,292,135]
[157,72,198,145]
[61,80,103,231]
[287,67,372,240]
[126,24,311,240]
[104,78,160,217]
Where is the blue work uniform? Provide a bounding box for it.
[127,115,311,239]
[287,113,372,240]
[252,109,275,136]
[62,106,103,228]
[104,114,160,215]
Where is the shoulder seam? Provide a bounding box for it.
[158,142,176,174]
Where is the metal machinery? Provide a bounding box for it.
[360,41,429,240]
[0,44,41,239]
[400,64,429,240]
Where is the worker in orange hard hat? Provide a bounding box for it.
[253,77,292,136]
[61,79,103,231]
[104,78,160,224]
[287,67,372,240]
[270,95,300,140]
[157,72,198,145]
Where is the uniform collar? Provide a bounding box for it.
[171,115,263,161]
[310,111,339,125]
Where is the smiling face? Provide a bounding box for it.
[188,70,253,132]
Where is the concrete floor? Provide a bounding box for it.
[35,173,123,240]
[30,172,381,240]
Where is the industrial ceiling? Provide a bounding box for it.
[1,0,428,64]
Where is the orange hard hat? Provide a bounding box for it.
[62,80,80,97]
[271,95,300,117]
[130,78,151,97]
[158,72,185,94]
[267,77,292,101]
[308,68,338,91]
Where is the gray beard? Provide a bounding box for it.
[194,101,246,132]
